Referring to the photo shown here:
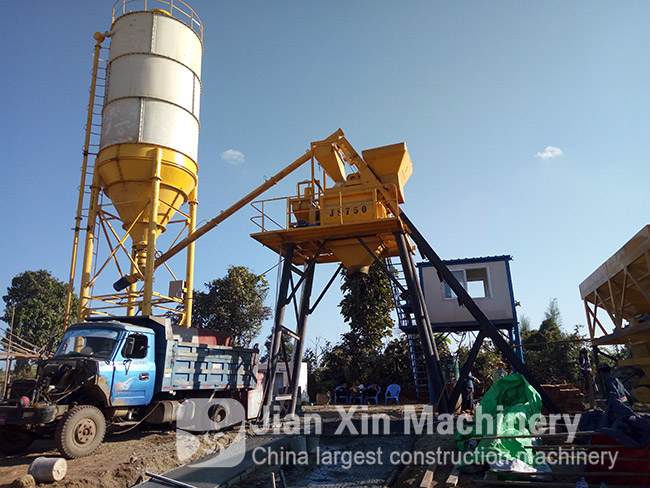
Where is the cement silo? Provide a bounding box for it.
[74,2,203,324]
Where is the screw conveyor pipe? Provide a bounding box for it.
[113,129,345,291]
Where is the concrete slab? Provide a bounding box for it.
[138,434,289,488]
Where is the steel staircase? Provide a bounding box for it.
[386,257,430,402]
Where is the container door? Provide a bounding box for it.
[111,332,155,406]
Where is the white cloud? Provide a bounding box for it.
[535,146,563,160]
[221,149,245,165]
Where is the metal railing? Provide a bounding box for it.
[112,0,203,40]
[250,196,293,232]
[251,184,400,233]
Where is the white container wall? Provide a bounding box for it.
[419,256,517,326]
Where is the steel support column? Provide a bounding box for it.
[261,244,296,418]
[395,232,449,413]
[400,212,560,413]
[288,261,315,417]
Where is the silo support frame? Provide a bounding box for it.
[76,174,191,321]
[143,149,163,315]
[127,251,138,316]
[183,188,198,327]
[261,243,337,420]
[288,260,315,417]
[78,171,103,320]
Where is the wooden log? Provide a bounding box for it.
[467,431,597,442]
[145,472,197,488]
[445,467,459,487]
[419,468,435,488]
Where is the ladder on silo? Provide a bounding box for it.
[65,34,110,326]
[386,257,430,402]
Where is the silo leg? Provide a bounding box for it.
[143,149,162,315]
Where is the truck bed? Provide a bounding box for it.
[161,340,258,392]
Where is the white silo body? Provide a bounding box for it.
[100,10,202,161]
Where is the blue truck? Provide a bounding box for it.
[0,316,259,458]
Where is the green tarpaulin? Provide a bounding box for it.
[454,373,542,467]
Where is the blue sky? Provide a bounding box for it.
[1,1,648,350]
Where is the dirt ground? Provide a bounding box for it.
[0,405,477,488]
[0,424,241,488]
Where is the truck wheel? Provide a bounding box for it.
[55,405,106,459]
[0,429,34,455]
[208,403,228,425]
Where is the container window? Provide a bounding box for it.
[443,267,491,299]
[443,270,466,299]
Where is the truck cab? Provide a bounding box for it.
[55,323,157,407]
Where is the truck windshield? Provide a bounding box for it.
[56,329,120,359]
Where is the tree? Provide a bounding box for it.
[260,332,294,363]
[339,261,395,356]
[192,266,272,347]
[2,270,76,374]
[519,314,531,334]
[374,334,416,389]
[311,261,397,389]
[521,298,582,385]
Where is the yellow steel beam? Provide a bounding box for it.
[65,31,110,327]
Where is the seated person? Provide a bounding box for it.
[350,379,365,403]
[334,382,349,403]
[365,383,380,403]
[598,364,633,408]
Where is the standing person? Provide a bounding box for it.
[462,371,480,412]
[578,346,596,408]
[494,361,507,381]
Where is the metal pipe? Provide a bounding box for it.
[400,211,560,414]
[396,232,449,412]
[449,330,487,411]
[126,251,137,316]
[144,472,197,488]
[356,237,407,294]
[2,307,15,399]
[309,264,342,314]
